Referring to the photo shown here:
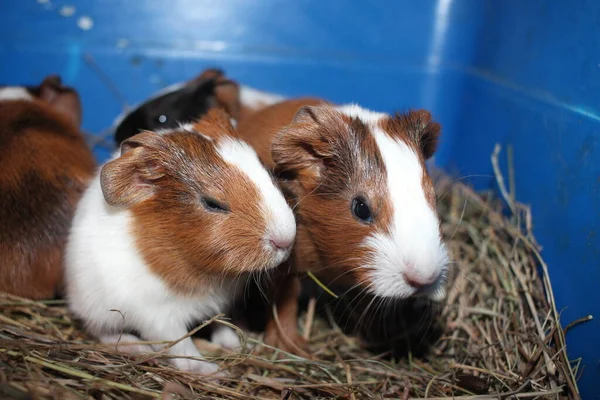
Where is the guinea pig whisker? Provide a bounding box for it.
[252,271,268,303]
[447,197,468,244]
[323,257,364,269]
[254,271,264,299]
[354,294,380,334]
[381,296,394,339]
[438,173,495,190]
[337,282,369,321]
[329,279,370,321]
[292,179,326,211]
[333,278,370,304]
[435,174,494,202]
[447,267,478,286]
[243,274,252,305]
[368,296,386,338]
[414,301,430,337]
[263,267,275,288]
[232,275,244,302]
[320,261,366,286]
[296,191,343,197]
[342,284,375,332]
[260,268,273,295]
[341,287,371,333]
[424,303,437,340]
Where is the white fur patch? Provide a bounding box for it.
[337,105,448,300]
[179,122,214,141]
[0,87,33,101]
[366,126,448,299]
[216,138,296,263]
[239,85,286,110]
[336,104,387,124]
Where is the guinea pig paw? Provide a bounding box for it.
[211,325,242,350]
[171,358,221,376]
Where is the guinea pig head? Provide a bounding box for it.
[272,105,448,301]
[113,69,242,145]
[101,109,296,294]
[0,75,82,127]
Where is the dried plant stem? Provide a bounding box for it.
[303,297,317,340]
[3,349,161,398]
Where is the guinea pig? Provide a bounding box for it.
[236,98,449,353]
[65,108,296,374]
[0,75,95,300]
[113,68,284,146]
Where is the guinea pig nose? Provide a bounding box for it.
[269,236,293,251]
[403,271,438,289]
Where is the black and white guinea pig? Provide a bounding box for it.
[113,68,284,146]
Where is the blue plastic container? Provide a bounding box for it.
[1,1,598,397]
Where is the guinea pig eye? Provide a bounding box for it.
[157,114,168,124]
[202,197,230,213]
[351,196,372,223]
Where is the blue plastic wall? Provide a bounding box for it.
[1,1,598,397]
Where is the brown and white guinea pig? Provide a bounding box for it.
[236,98,449,352]
[65,108,296,374]
[0,75,95,300]
[113,68,284,145]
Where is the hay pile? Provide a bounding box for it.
[0,147,578,399]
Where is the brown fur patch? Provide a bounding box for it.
[0,99,95,300]
[382,110,441,159]
[236,97,327,167]
[192,108,241,141]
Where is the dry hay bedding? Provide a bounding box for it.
[0,149,580,400]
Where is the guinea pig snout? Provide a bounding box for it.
[402,266,440,290]
[266,223,296,252]
[264,198,297,254]
[269,235,294,251]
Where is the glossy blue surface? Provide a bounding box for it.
[1,0,598,397]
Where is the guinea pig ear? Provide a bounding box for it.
[39,75,82,128]
[213,80,241,120]
[272,105,341,185]
[196,68,225,81]
[100,131,165,207]
[40,75,63,92]
[392,110,441,160]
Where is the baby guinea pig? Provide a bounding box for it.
[0,75,95,300]
[236,98,449,352]
[113,69,235,145]
[65,108,296,374]
[113,68,285,145]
